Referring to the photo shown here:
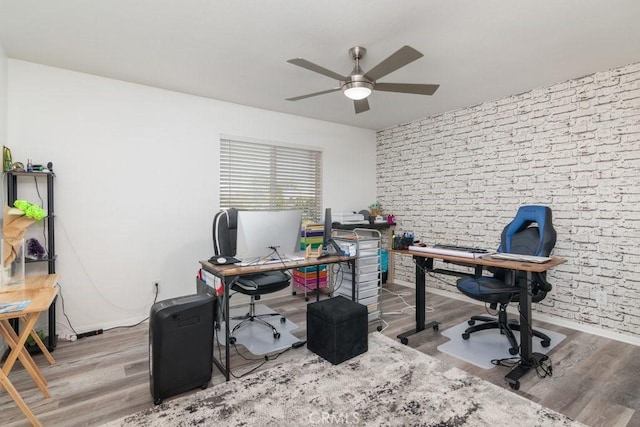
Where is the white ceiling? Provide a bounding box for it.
[1,0,640,131]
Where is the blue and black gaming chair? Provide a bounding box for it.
[456,205,557,355]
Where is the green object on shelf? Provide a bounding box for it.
[13,200,47,221]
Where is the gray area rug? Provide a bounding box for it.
[106,333,583,426]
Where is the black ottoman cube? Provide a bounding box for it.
[307,296,368,365]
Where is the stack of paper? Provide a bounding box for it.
[333,212,366,224]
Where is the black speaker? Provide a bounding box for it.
[149,294,215,405]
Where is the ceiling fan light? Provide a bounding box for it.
[342,81,373,100]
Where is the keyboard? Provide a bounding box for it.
[490,253,552,263]
[409,245,492,259]
[433,244,489,254]
[237,254,305,266]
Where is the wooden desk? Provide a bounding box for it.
[200,255,355,381]
[393,249,566,390]
[0,274,59,426]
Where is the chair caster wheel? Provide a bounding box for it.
[400,337,408,345]
[509,347,519,355]
[541,340,550,348]
[377,325,382,332]
[468,320,475,326]
[229,337,237,345]
[154,398,163,405]
[509,380,520,390]
[292,291,297,296]
[274,332,281,339]
[305,297,309,301]
[433,324,439,331]
[462,333,470,340]
[280,317,286,324]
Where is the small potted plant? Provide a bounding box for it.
[368,201,383,216]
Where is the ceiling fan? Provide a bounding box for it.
[286,45,439,114]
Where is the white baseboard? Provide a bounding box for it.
[392,279,640,347]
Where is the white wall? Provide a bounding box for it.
[7,60,377,335]
[378,62,640,342]
[0,43,6,148]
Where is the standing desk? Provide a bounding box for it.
[393,249,566,390]
[0,274,58,426]
[200,255,355,381]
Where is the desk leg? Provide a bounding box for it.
[504,271,548,390]
[211,278,232,382]
[397,256,440,345]
[316,264,320,302]
[350,259,356,302]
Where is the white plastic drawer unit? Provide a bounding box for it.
[357,255,380,267]
[358,286,379,300]
[334,279,378,299]
[358,279,379,292]
[357,239,380,250]
[342,271,379,284]
[332,227,383,332]
[359,294,378,306]
[359,248,380,258]
[357,263,379,275]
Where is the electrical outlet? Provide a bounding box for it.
[594,289,607,305]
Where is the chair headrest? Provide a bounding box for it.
[213,208,239,257]
[501,205,556,256]
[225,208,238,230]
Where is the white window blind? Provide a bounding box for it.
[220,138,322,222]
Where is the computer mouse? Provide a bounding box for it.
[216,257,227,264]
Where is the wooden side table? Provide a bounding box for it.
[0,274,58,426]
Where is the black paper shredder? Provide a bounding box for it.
[149,293,215,405]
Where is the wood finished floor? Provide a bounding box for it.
[1,282,639,427]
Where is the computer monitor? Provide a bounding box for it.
[322,208,342,254]
[236,210,302,260]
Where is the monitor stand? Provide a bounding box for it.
[317,239,344,259]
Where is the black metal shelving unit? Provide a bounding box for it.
[6,170,57,352]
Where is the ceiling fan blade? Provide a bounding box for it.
[364,46,424,81]
[374,82,440,95]
[354,98,370,114]
[287,58,347,81]
[286,88,341,101]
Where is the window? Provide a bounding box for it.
[220,137,322,222]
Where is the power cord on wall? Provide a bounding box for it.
[56,280,159,342]
[102,282,159,333]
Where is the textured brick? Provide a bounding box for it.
[377,61,640,340]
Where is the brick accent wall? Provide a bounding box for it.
[377,62,640,339]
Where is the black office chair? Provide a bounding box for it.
[213,208,291,344]
[456,205,557,355]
